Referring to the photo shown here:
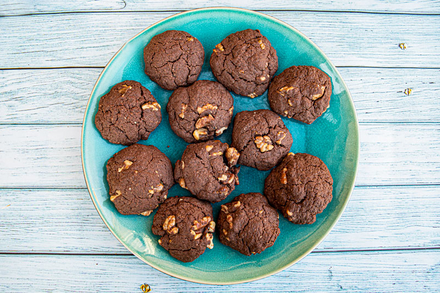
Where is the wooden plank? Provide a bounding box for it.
[2,0,440,15]
[0,124,438,188]
[0,69,101,124]
[0,251,438,291]
[1,68,439,124]
[0,189,125,253]
[0,12,439,68]
[0,186,438,253]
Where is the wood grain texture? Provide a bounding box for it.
[0,251,438,291]
[2,0,440,15]
[0,186,438,253]
[1,68,439,124]
[0,12,439,68]
[0,124,438,188]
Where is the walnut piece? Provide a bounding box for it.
[207,221,216,233]
[197,103,218,114]
[205,145,214,152]
[178,103,187,119]
[118,160,133,172]
[233,201,241,208]
[218,173,235,184]
[280,167,288,185]
[213,43,224,53]
[206,233,214,249]
[118,84,132,95]
[225,147,240,166]
[140,210,153,216]
[192,216,211,230]
[215,127,227,136]
[193,128,208,140]
[278,86,295,96]
[142,102,161,111]
[276,131,287,145]
[110,190,122,202]
[311,86,326,100]
[248,92,257,98]
[178,178,187,189]
[195,114,214,129]
[258,39,265,50]
[163,215,176,231]
[254,136,274,152]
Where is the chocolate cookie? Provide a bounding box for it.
[268,66,332,124]
[264,153,333,224]
[166,80,234,143]
[210,29,278,98]
[217,193,280,256]
[106,144,174,216]
[95,80,162,145]
[231,109,293,171]
[174,140,240,203]
[152,196,215,262]
[143,30,204,90]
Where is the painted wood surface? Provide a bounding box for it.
[1,0,439,290]
[2,0,440,15]
[0,124,439,188]
[1,68,439,124]
[0,251,439,292]
[1,12,439,68]
[1,186,439,254]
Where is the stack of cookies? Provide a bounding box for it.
[95,29,333,262]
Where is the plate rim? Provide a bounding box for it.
[81,6,360,285]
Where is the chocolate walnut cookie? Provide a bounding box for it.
[106,144,174,216]
[152,196,215,262]
[264,153,333,224]
[217,193,280,256]
[143,30,204,90]
[95,80,162,145]
[231,109,293,171]
[166,80,234,143]
[210,29,278,98]
[174,140,240,203]
[268,66,332,124]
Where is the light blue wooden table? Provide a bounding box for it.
[0,1,439,291]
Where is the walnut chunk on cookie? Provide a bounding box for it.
[166,80,234,143]
[144,30,204,90]
[217,193,280,256]
[95,80,162,145]
[264,153,333,224]
[268,66,332,124]
[231,109,293,171]
[152,196,215,262]
[106,144,174,216]
[210,29,278,98]
[174,140,240,203]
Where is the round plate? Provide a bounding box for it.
[82,7,359,285]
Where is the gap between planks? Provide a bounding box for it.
[1,247,440,256]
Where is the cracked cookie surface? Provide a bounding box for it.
[264,153,333,224]
[95,80,162,145]
[210,29,278,98]
[231,109,293,171]
[166,80,234,143]
[174,140,240,203]
[217,193,280,256]
[106,144,174,215]
[152,196,215,262]
[143,30,204,90]
[268,66,332,124]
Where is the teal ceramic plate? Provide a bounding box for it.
[82,7,359,284]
